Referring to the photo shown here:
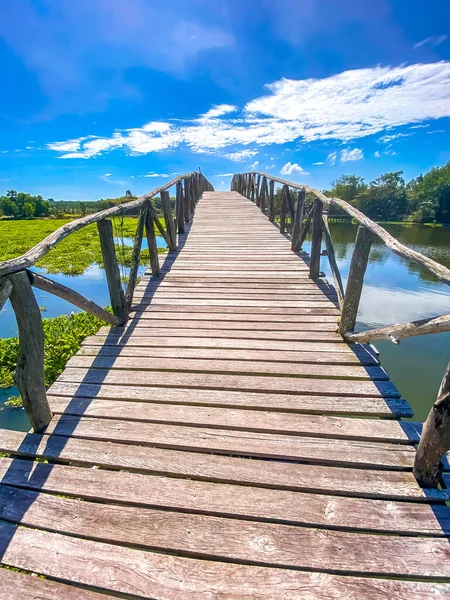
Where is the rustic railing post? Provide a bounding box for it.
[309,198,323,279]
[413,362,450,488]
[176,181,185,234]
[255,175,261,205]
[322,214,345,310]
[280,185,288,233]
[125,203,148,310]
[268,179,275,222]
[183,178,190,223]
[97,219,128,324]
[260,177,268,213]
[250,174,255,203]
[161,190,176,251]
[291,189,305,252]
[145,201,161,277]
[8,271,53,432]
[338,226,372,335]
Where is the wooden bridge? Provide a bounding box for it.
[0,171,450,598]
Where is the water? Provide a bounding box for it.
[1,225,449,428]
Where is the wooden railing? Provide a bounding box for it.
[232,171,450,489]
[0,171,213,432]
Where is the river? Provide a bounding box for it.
[1,223,449,428]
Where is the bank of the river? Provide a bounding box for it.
[0,220,448,428]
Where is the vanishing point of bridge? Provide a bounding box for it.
[0,171,449,598]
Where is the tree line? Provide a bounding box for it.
[324,161,450,223]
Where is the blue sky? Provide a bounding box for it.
[0,0,449,201]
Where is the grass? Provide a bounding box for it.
[0,216,168,276]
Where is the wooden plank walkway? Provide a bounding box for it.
[1,190,450,598]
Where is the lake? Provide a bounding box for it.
[1,223,449,428]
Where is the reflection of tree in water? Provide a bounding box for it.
[326,222,450,285]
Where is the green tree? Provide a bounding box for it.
[355,171,408,222]
[23,202,34,217]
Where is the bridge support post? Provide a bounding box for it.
[97,219,128,325]
[145,201,161,278]
[176,181,185,234]
[8,270,53,432]
[309,198,323,278]
[291,189,305,252]
[338,226,372,336]
[414,362,450,488]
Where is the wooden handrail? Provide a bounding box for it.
[0,171,202,278]
[236,171,450,287]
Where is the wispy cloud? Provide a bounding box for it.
[143,172,170,178]
[413,35,447,50]
[313,161,324,165]
[100,175,126,185]
[213,173,233,177]
[280,161,308,176]
[377,132,413,144]
[426,129,445,134]
[47,62,450,159]
[223,150,258,161]
[103,173,111,177]
[327,151,337,166]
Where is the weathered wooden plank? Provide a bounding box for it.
[48,397,418,442]
[43,414,418,468]
[0,569,112,600]
[2,457,447,534]
[0,276,12,310]
[48,381,412,417]
[121,318,339,331]
[133,310,340,322]
[132,304,340,315]
[125,202,148,310]
[57,367,400,399]
[2,485,450,578]
[78,343,378,365]
[0,429,447,500]
[66,354,388,380]
[1,522,449,598]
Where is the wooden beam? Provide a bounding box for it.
[161,190,176,251]
[152,211,171,249]
[291,189,305,253]
[309,198,323,279]
[8,271,52,432]
[322,215,344,310]
[145,201,161,277]
[183,178,190,223]
[297,204,314,249]
[176,181,185,234]
[268,179,275,222]
[0,276,12,310]
[280,185,288,233]
[339,226,372,336]
[414,362,450,488]
[27,270,120,327]
[344,313,450,344]
[97,219,128,325]
[125,203,148,311]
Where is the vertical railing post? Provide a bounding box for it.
[161,190,176,251]
[0,277,12,311]
[125,203,148,310]
[97,219,128,324]
[268,179,275,222]
[309,198,323,279]
[176,181,185,234]
[413,361,450,488]
[183,178,190,223]
[338,226,372,335]
[8,271,53,432]
[145,200,161,277]
[291,189,305,252]
[280,185,288,233]
[250,174,255,203]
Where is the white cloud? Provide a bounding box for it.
[313,161,324,165]
[374,150,381,158]
[143,173,170,178]
[413,35,447,50]
[0,150,8,154]
[47,62,450,159]
[104,173,111,177]
[200,104,237,119]
[249,160,260,168]
[280,161,309,176]
[340,147,363,163]
[327,151,337,166]
[224,150,258,161]
[213,173,233,177]
[426,129,445,134]
[410,124,430,129]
